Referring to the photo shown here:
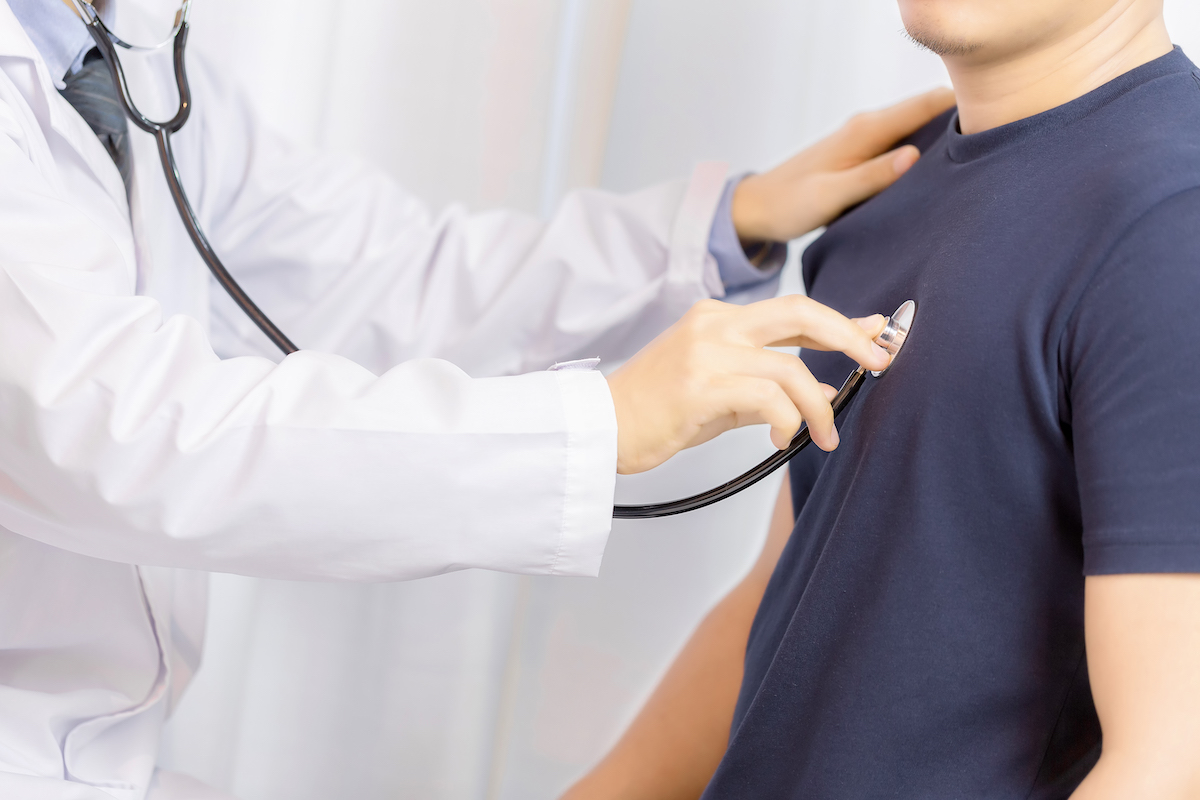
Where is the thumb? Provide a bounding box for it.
[828,144,920,213]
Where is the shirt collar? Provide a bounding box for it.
[7,0,96,88]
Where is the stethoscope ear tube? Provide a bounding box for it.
[612,366,869,519]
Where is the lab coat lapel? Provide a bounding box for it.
[0,1,36,61]
[0,0,131,219]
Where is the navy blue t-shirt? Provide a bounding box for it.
[702,49,1200,799]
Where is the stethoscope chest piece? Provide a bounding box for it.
[871,299,916,377]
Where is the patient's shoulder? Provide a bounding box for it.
[1099,63,1200,183]
[1066,66,1200,219]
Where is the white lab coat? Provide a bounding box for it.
[0,2,732,797]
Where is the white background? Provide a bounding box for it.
[158,2,1200,798]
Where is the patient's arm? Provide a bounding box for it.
[1070,574,1200,800]
[562,477,795,800]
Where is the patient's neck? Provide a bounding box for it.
[946,6,1172,134]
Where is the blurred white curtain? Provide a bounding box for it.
[161,2,637,797]
[160,2,1200,799]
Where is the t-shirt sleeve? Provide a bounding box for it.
[1065,187,1200,575]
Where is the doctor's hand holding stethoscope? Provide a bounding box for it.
[605,89,953,475]
[0,2,953,796]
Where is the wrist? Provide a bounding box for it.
[731,174,776,244]
[605,371,639,475]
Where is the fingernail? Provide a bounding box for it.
[829,425,840,449]
[856,314,885,332]
[873,343,892,363]
[893,146,919,174]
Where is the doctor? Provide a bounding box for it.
[0,0,953,797]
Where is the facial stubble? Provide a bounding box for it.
[903,22,984,57]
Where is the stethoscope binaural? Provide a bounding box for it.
[72,1,918,520]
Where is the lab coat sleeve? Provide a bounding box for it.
[0,127,619,581]
[176,56,730,377]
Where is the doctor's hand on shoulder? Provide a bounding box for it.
[609,87,955,475]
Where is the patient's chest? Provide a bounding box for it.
[781,144,1112,584]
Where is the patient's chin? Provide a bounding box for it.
[903,22,983,57]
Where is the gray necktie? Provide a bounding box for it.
[59,47,132,197]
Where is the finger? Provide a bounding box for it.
[713,376,814,451]
[855,313,888,338]
[716,348,840,451]
[746,296,891,372]
[819,145,919,215]
[832,87,957,159]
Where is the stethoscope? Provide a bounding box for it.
[72,0,918,521]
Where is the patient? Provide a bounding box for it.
[565,1,1200,798]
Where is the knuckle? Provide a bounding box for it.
[783,366,811,394]
[750,381,777,409]
[809,403,835,428]
[778,399,803,426]
[843,111,876,136]
[785,295,813,326]
[788,293,813,312]
[681,299,723,335]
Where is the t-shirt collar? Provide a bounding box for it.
[946,46,1193,164]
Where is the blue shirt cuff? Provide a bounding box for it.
[707,175,787,293]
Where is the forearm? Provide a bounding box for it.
[563,579,763,800]
[1073,574,1200,800]
[0,140,618,583]
[1070,755,1200,799]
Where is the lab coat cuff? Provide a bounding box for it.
[550,368,618,577]
[669,161,730,299]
